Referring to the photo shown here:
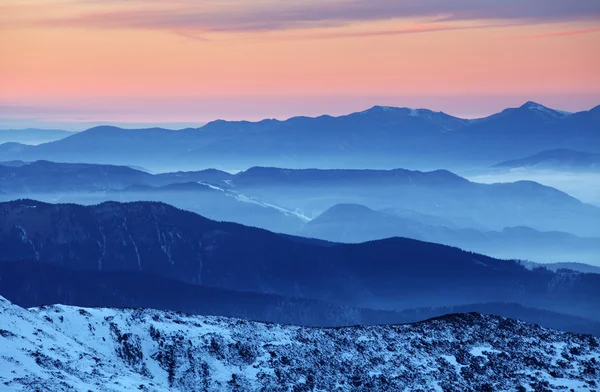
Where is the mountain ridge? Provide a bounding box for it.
[1,199,599,322]
[0,128,74,145]
[1,295,599,391]
[1,102,598,170]
[302,203,600,265]
[492,149,600,170]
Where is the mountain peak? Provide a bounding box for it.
[363,105,400,113]
[83,125,124,133]
[518,101,570,117]
[322,203,377,216]
[363,105,429,117]
[520,101,544,109]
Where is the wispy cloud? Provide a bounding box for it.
[514,27,600,39]
[296,23,514,40]
[6,0,600,36]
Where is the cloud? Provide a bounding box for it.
[514,27,600,39]
[296,23,515,40]
[9,0,600,35]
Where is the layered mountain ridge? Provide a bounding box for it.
[493,149,600,171]
[1,199,599,325]
[1,102,598,171]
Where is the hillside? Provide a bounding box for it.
[1,199,599,323]
[1,296,598,391]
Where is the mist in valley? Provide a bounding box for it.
[465,169,600,207]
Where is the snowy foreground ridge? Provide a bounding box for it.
[1,296,599,392]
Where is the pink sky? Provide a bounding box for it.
[1,0,599,129]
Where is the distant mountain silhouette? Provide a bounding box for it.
[121,182,215,193]
[0,160,27,167]
[153,168,233,185]
[2,161,599,237]
[227,167,600,237]
[492,149,600,171]
[301,203,600,265]
[0,160,153,193]
[233,166,467,187]
[1,199,599,323]
[301,203,434,242]
[0,160,231,193]
[109,182,306,234]
[0,102,597,170]
[0,128,73,145]
[2,261,599,335]
[0,142,29,154]
[0,261,407,327]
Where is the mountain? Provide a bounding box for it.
[560,104,600,134]
[233,166,468,187]
[10,260,597,335]
[1,199,600,322]
[0,102,598,171]
[0,128,74,145]
[519,260,600,275]
[0,125,209,171]
[228,167,600,237]
[1,296,599,391]
[301,203,435,242]
[0,261,408,327]
[482,226,600,265]
[0,142,29,154]
[7,161,599,236]
[444,102,599,164]
[0,160,153,193]
[473,101,571,126]
[108,182,307,234]
[396,302,600,337]
[0,160,28,167]
[301,204,600,265]
[0,161,305,233]
[492,149,600,171]
[0,161,467,194]
[0,160,232,194]
[153,168,232,185]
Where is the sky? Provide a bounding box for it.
[1,0,599,130]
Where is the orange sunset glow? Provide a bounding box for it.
[1,0,599,129]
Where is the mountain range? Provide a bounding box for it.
[225,166,600,237]
[1,199,599,327]
[2,160,600,264]
[0,128,74,145]
[301,203,600,265]
[0,160,230,193]
[2,160,599,237]
[492,149,600,171]
[1,295,598,391]
[0,102,598,171]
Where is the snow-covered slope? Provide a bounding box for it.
[1,296,598,391]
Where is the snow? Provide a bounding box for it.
[469,345,502,359]
[1,297,598,391]
[198,181,311,222]
[440,354,462,370]
[122,218,141,269]
[98,226,106,270]
[522,101,571,118]
[14,225,39,260]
